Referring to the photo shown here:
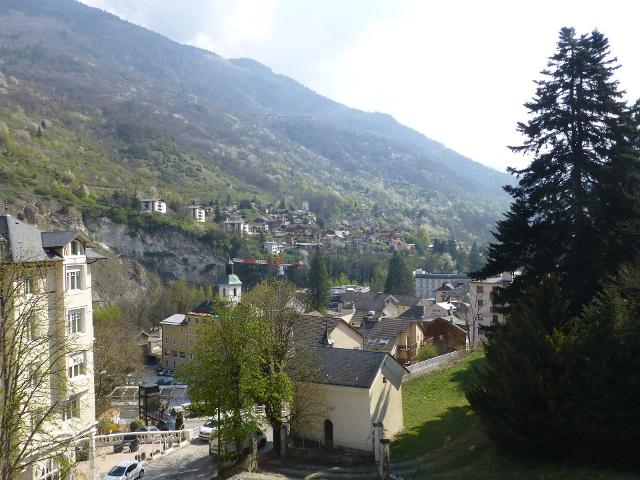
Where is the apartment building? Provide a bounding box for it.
[414,271,470,299]
[186,205,206,222]
[0,215,103,480]
[470,272,513,328]
[140,198,167,214]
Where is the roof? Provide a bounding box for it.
[160,314,186,325]
[341,291,396,312]
[414,272,470,280]
[0,215,99,263]
[293,316,363,347]
[217,274,242,285]
[391,294,423,307]
[398,305,425,320]
[360,317,419,352]
[311,347,388,388]
[190,300,219,315]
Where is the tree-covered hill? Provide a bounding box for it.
[0,0,510,241]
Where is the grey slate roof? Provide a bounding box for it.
[341,291,395,312]
[293,316,363,347]
[190,299,219,314]
[41,231,81,248]
[391,294,423,308]
[312,347,387,388]
[0,215,62,262]
[360,317,419,352]
[398,305,425,320]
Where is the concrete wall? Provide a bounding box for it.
[369,370,404,439]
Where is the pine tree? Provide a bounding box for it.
[468,242,483,271]
[478,28,640,314]
[384,250,414,296]
[307,248,330,312]
[466,278,574,455]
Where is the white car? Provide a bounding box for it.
[102,460,144,479]
[198,418,218,441]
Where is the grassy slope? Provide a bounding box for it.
[392,352,637,480]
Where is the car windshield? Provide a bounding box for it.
[203,419,218,428]
[107,466,126,476]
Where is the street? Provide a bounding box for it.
[144,438,216,480]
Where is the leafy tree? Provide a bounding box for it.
[307,248,330,312]
[384,250,414,295]
[177,301,267,460]
[244,279,297,456]
[478,28,640,314]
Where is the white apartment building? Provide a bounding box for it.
[470,272,513,328]
[223,218,250,236]
[264,240,285,255]
[414,271,470,299]
[0,215,103,480]
[140,198,167,214]
[186,205,206,222]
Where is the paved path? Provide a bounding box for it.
[144,438,216,480]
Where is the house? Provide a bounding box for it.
[471,272,513,329]
[359,316,426,364]
[137,330,162,363]
[223,218,250,236]
[186,205,206,222]
[291,348,408,452]
[424,301,457,319]
[264,241,285,255]
[294,316,363,350]
[389,294,428,316]
[140,198,167,214]
[435,281,470,303]
[338,291,400,327]
[0,215,104,480]
[421,317,468,353]
[414,271,470,299]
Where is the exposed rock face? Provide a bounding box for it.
[86,218,225,285]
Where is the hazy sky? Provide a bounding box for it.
[80,0,640,172]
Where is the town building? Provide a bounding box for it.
[290,348,408,452]
[470,272,513,329]
[186,205,206,222]
[140,198,167,214]
[0,215,104,480]
[223,218,250,236]
[264,240,285,255]
[294,315,363,350]
[414,271,470,299]
[217,260,242,304]
[359,316,426,364]
[421,317,468,354]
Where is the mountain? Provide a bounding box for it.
[0,0,510,241]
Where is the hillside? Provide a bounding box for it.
[0,0,510,243]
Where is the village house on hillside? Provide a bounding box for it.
[140,198,167,214]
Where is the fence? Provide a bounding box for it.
[403,350,465,381]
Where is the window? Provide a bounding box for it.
[67,308,85,334]
[188,339,192,347]
[65,268,81,291]
[164,336,168,344]
[188,327,192,335]
[26,312,38,341]
[69,240,83,256]
[477,299,484,307]
[189,353,193,360]
[23,276,38,295]
[223,288,226,297]
[172,351,177,357]
[179,351,185,359]
[476,285,484,294]
[383,376,387,384]
[164,350,169,356]
[173,338,176,345]
[180,337,184,345]
[36,458,60,480]
[62,396,81,421]
[67,352,86,379]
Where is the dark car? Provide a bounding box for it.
[113,434,141,453]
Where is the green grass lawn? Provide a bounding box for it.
[391,352,637,480]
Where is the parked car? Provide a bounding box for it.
[198,418,218,441]
[154,366,164,375]
[209,429,267,456]
[103,460,144,479]
[157,377,175,386]
[112,434,140,453]
[158,416,176,431]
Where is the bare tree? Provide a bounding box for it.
[0,250,78,480]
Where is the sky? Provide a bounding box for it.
[79,0,640,172]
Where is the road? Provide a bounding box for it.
[144,437,216,480]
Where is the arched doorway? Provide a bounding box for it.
[324,419,333,448]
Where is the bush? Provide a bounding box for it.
[129,419,145,432]
[98,421,119,435]
[416,343,439,362]
[186,402,209,418]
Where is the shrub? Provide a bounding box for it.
[416,343,438,362]
[129,419,145,432]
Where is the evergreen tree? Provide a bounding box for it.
[384,250,414,296]
[478,28,640,314]
[307,248,330,312]
[466,278,574,455]
[468,242,484,271]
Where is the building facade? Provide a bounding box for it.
[0,215,103,480]
[470,272,513,328]
[414,271,470,299]
[187,205,206,222]
[140,198,167,214]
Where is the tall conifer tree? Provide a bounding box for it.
[307,248,330,312]
[384,250,414,296]
[478,28,640,314]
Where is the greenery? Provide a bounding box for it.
[384,250,414,295]
[307,249,330,312]
[129,419,145,432]
[393,353,637,479]
[415,342,439,362]
[468,28,640,469]
[478,28,640,314]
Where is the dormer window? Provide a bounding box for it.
[69,240,83,256]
